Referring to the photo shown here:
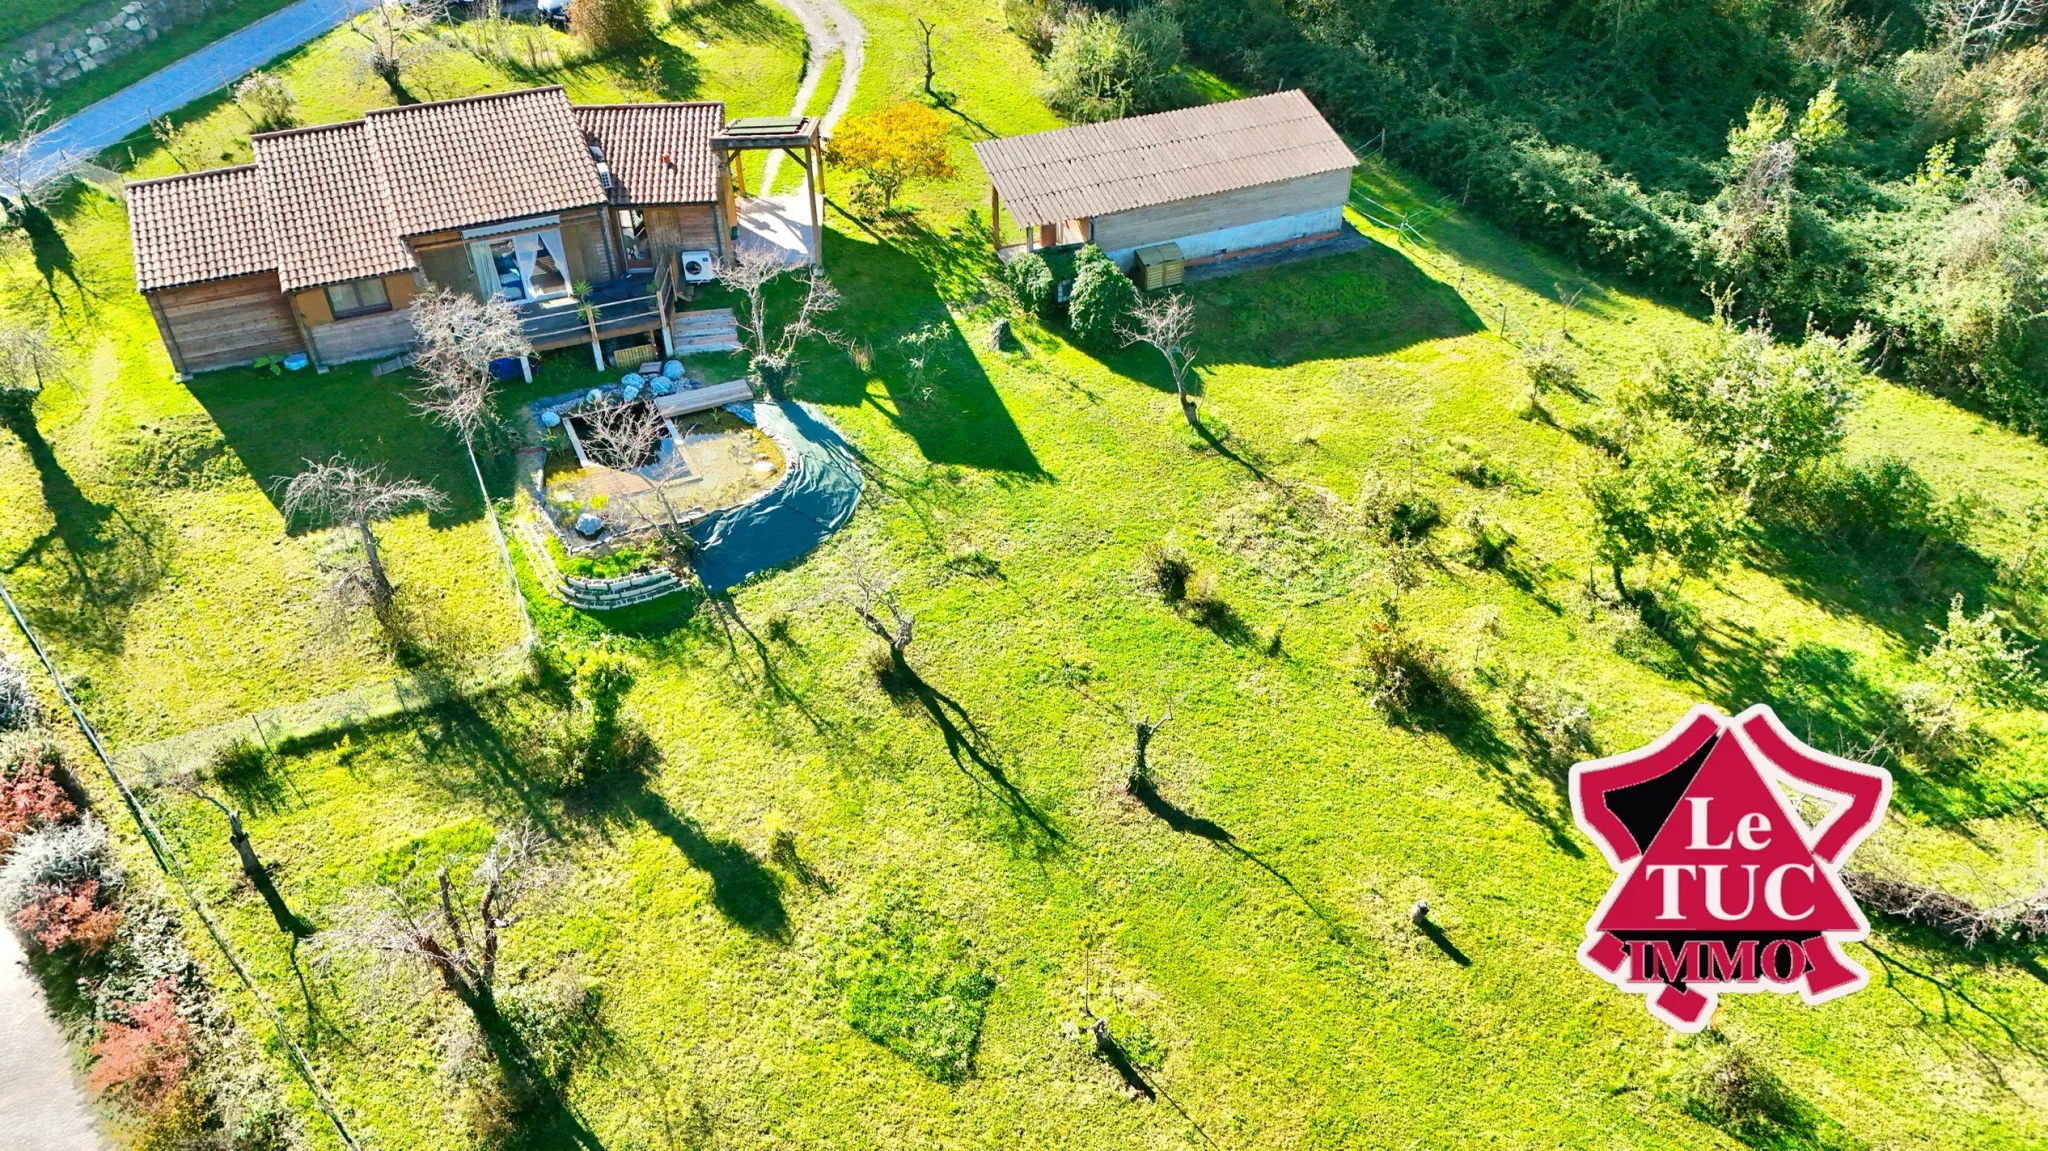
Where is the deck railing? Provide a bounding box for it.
[520,292,665,347]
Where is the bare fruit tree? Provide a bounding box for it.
[578,400,668,472]
[323,822,555,1013]
[0,324,61,404]
[410,290,531,451]
[714,248,840,386]
[845,561,914,658]
[277,456,447,612]
[1126,702,1172,793]
[0,84,66,216]
[351,0,449,103]
[1118,292,1200,429]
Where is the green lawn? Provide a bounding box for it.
[5,5,2048,1150]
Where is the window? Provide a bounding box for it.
[324,277,390,318]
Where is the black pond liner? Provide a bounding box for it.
[688,400,863,592]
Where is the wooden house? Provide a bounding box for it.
[973,91,1358,277]
[126,87,790,375]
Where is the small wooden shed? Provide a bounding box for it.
[973,91,1359,276]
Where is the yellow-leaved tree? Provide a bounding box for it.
[830,103,954,212]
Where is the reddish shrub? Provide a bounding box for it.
[0,747,75,854]
[15,878,122,954]
[87,981,192,1114]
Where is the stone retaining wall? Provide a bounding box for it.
[7,0,228,92]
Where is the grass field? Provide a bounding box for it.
[4,4,2048,1149]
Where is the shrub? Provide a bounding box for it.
[1004,251,1055,314]
[1351,600,1458,718]
[16,878,122,955]
[0,653,33,732]
[1508,673,1595,773]
[1894,681,1968,756]
[500,975,606,1085]
[89,980,194,1115]
[1682,1047,1805,1143]
[1460,510,1515,570]
[1923,594,2038,703]
[1065,244,1136,345]
[1582,424,1744,593]
[1143,543,1193,604]
[570,0,652,52]
[1,820,117,914]
[0,736,75,854]
[1356,475,1441,542]
[1000,0,1069,56]
[233,71,296,131]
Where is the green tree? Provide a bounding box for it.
[1040,8,1188,123]
[1583,426,1746,594]
[1067,244,1136,345]
[1631,319,1869,501]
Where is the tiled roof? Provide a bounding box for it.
[575,102,724,206]
[970,91,1358,227]
[129,87,698,293]
[366,86,609,236]
[127,166,275,292]
[251,122,415,293]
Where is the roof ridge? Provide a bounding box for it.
[362,84,568,116]
[574,101,726,111]
[250,119,367,143]
[125,163,259,190]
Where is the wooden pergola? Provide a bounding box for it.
[711,115,826,268]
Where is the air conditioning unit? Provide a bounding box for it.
[679,250,715,283]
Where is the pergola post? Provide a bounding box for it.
[807,126,823,269]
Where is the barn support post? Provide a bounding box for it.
[989,187,1001,254]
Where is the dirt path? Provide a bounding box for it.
[758,0,865,193]
[0,927,107,1150]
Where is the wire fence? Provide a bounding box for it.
[0,575,364,1151]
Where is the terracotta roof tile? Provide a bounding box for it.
[251,121,416,293]
[127,165,275,292]
[971,91,1358,227]
[575,102,724,206]
[366,86,608,236]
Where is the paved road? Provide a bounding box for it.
[0,927,107,1150]
[14,0,378,190]
[758,0,864,194]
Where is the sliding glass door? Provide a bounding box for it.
[468,229,571,303]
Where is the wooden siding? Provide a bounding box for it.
[309,308,414,365]
[1090,170,1349,255]
[150,273,301,372]
[639,204,721,264]
[562,216,612,285]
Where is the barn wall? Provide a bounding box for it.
[1090,170,1351,257]
[149,273,301,373]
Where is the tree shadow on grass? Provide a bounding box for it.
[795,224,1047,478]
[874,653,1064,858]
[1860,939,2048,1085]
[402,691,567,839]
[626,787,790,941]
[465,994,608,1151]
[187,365,485,529]
[0,395,167,655]
[1678,621,2019,830]
[1128,777,1348,943]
